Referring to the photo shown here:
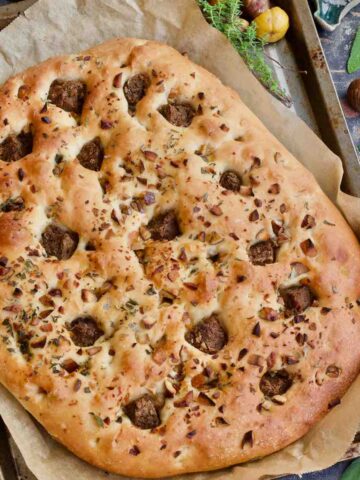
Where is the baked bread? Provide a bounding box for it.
[0,38,360,478]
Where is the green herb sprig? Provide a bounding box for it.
[197,0,291,106]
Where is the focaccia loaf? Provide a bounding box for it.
[0,38,360,478]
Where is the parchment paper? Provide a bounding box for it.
[1,1,360,479]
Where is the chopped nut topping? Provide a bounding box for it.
[61,358,79,373]
[268,183,280,194]
[328,398,341,409]
[247,354,265,367]
[174,391,194,408]
[326,365,341,378]
[129,445,141,456]
[113,72,123,88]
[241,430,254,448]
[259,307,278,321]
[209,205,223,216]
[301,214,316,229]
[272,395,287,405]
[300,239,318,257]
[290,262,309,276]
[252,322,261,337]
[249,210,259,222]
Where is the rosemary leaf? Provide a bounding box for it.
[197,0,289,104]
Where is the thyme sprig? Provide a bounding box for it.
[197,0,291,106]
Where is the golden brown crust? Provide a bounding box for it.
[0,38,360,478]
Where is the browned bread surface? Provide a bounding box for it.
[1,38,360,478]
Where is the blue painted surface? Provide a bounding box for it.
[283,461,351,479]
[0,0,358,479]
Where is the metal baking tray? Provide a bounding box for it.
[0,0,360,479]
[274,0,360,197]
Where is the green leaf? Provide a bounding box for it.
[341,459,360,480]
[89,412,104,428]
[348,28,360,74]
[197,0,288,103]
